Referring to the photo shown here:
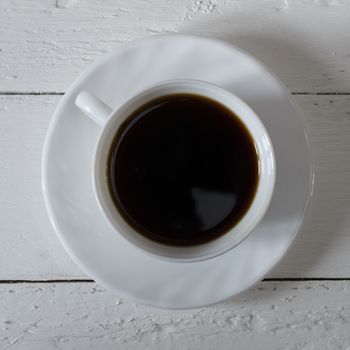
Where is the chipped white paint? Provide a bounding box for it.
[0,0,349,92]
[1,95,350,279]
[1,0,350,348]
[1,281,350,349]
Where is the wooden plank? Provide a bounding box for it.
[1,281,350,349]
[0,0,349,93]
[272,94,350,277]
[0,95,83,279]
[0,94,349,279]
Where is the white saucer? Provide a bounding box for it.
[42,35,312,309]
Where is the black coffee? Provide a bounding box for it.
[108,94,259,246]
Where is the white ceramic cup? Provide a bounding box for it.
[75,80,275,263]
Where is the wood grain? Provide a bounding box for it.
[0,0,349,93]
[0,94,349,279]
[1,281,350,349]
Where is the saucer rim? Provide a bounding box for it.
[42,34,314,309]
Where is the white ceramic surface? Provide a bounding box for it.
[75,81,276,263]
[42,35,312,309]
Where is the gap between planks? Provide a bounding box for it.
[0,92,350,96]
[1,278,350,284]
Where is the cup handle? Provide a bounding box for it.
[75,91,113,126]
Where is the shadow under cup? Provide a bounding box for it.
[88,81,275,262]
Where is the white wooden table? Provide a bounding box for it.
[1,1,350,348]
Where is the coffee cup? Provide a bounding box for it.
[75,80,275,262]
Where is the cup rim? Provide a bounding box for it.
[93,79,276,262]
